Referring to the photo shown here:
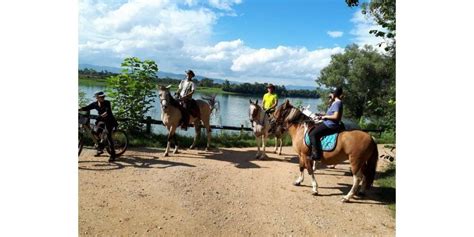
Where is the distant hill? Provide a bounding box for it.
[79,64,315,90]
[79,64,231,84]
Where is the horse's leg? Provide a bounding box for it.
[173,133,179,154]
[342,169,363,203]
[305,156,318,195]
[164,126,174,157]
[255,135,261,159]
[278,137,283,155]
[273,137,278,153]
[293,165,305,186]
[260,135,267,159]
[190,119,200,149]
[358,175,367,196]
[205,121,211,151]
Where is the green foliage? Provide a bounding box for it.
[78,90,89,107]
[106,57,158,132]
[222,82,320,98]
[362,0,396,54]
[317,44,395,131]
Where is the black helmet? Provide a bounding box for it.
[94,91,106,97]
[331,87,343,97]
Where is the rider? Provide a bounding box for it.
[175,70,200,130]
[308,87,344,161]
[262,83,278,115]
[79,91,118,162]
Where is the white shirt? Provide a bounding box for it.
[178,79,195,98]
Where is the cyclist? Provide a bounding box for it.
[79,91,118,162]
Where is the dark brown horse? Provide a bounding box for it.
[273,100,379,202]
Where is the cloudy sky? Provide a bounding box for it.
[79,0,382,86]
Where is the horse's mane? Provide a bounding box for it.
[282,103,314,126]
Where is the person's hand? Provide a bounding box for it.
[100,112,108,117]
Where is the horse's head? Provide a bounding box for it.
[274,99,300,129]
[249,99,261,124]
[158,85,172,110]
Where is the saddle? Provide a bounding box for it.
[303,123,344,152]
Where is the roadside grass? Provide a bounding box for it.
[375,162,396,217]
[80,130,293,149]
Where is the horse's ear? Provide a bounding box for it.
[285,99,290,105]
[158,85,165,90]
[256,99,258,105]
[249,99,253,104]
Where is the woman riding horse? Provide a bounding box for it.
[309,87,343,161]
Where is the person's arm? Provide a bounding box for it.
[79,102,95,111]
[270,96,278,109]
[322,101,342,121]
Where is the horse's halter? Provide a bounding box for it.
[274,105,299,129]
[159,89,171,110]
[249,103,265,127]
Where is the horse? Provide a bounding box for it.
[158,85,216,156]
[249,99,285,159]
[273,100,379,202]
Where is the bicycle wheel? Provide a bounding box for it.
[106,129,128,156]
[78,132,84,156]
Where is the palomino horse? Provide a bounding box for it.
[273,100,378,202]
[158,85,216,156]
[249,99,285,159]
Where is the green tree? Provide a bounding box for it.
[317,44,395,130]
[106,57,158,132]
[345,0,396,54]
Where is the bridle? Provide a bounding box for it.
[249,103,266,127]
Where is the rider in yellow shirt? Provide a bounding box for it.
[262,83,278,114]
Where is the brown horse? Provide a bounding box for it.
[158,85,216,156]
[249,99,285,159]
[273,100,378,202]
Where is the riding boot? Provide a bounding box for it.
[309,146,321,161]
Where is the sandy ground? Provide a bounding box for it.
[79,145,395,236]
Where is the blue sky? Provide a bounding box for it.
[79,0,381,86]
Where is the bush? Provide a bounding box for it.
[106,57,158,132]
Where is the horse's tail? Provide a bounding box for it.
[363,138,379,190]
[201,94,218,113]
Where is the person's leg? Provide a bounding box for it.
[179,101,189,130]
[308,123,335,160]
[105,123,116,162]
[94,121,105,156]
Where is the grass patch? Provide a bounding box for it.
[372,130,395,144]
[375,162,396,217]
[79,77,107,87]
[80,129,292,149]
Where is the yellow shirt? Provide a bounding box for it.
[263,92,278,110]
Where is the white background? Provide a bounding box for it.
[1,0,473,235]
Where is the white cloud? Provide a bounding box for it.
[79,0,349,86]
[327,31,343,38]
[208,0,242,11]
[350,10,389,51]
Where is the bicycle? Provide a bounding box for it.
[78,111,128,157]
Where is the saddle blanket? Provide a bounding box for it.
[304,129,338,152]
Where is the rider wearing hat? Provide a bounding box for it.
[79,91,118,162]
[308,87,344,161]
[176,70,200,130]
[262,83,278,114]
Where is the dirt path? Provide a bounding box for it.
[79,145,395,236]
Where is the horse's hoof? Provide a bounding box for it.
[189,146,195,149]
[173,151,179,154]
[293,182,301,186]
[312,191,319,196]
[205,147,209,152]
[358,192,366,197]
[164,153,169,157]
[341,198,350,203]
[260,154,267,159]
[278,152,282,155]
[255,154,261,159]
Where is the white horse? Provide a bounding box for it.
[158,85,216,156]
[249,99,285,159]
